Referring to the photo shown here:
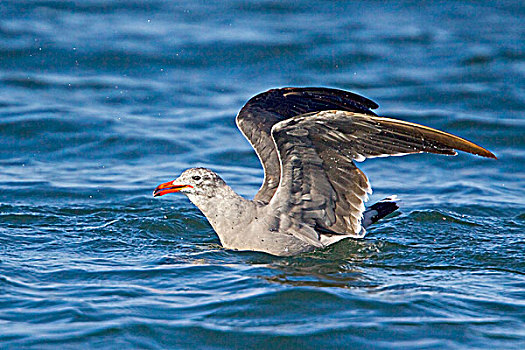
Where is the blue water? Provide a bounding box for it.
[1,1,524,348]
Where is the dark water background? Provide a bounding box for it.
[1,1,524,349]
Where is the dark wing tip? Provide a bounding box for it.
[483,149,498,159]
[430,132,497,159]
[371,116,497,160]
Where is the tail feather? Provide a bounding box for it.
[362,195,399,229]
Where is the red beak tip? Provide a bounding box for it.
[153,182,192,197]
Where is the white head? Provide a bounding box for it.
[153,167,227,198]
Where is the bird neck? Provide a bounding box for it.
[186,184,254,236]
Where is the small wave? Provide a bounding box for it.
[408,209,483,227]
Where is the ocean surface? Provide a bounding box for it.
[1,1,524,349]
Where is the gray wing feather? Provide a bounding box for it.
[269,111,495,246]
[236,87,378,203]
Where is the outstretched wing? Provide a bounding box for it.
[235,87,378,203]
[268,110,496,246]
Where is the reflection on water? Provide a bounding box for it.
[266,261,366,289]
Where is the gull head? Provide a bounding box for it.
[153,167,226,198]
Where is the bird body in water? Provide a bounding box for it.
[154,87,496,256]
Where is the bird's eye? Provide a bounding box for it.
[192,175,201,181]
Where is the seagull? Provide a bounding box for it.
[153,87,496,256]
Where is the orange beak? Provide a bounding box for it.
[153,181,193,197]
